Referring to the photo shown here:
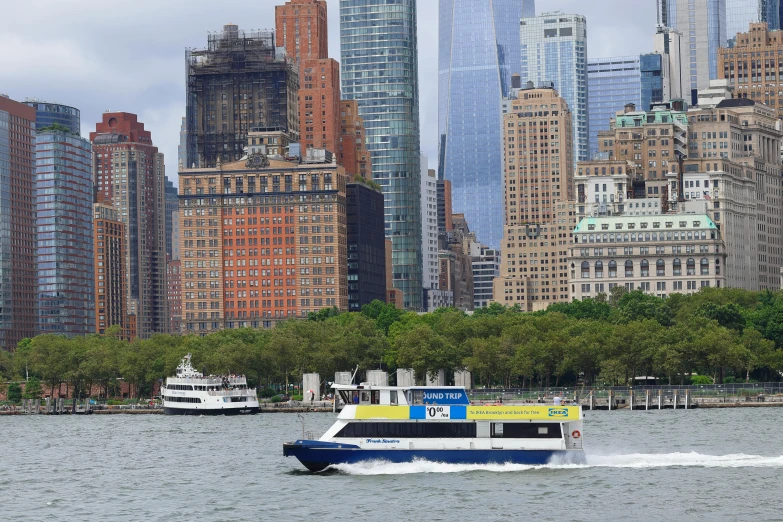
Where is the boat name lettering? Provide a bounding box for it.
[168,391,186,396]
[365,438,400,444]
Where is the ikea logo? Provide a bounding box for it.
[548,408,568,417]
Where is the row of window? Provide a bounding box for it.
[335,422,563,439]
[165,397,203,403]
[579,258,712,278]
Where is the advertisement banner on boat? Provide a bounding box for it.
[466,405,580,421]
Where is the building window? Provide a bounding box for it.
[640,259,649,277]
[673,258,682,276]
[687,258,696,276]
[656,259,665,277]
[700,258,709,275]
[608,260,617,278]
[581,261,590,278]
[595,261,604,278]
[625,260,634,277]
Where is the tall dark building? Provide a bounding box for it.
[0,96,37,350]
[164,178,178,259]
[346,182,386,311]
[186,24,299,168]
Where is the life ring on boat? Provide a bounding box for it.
[571,430,581,439]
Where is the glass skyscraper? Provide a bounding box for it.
[587,56,641,158]
[726,0,780,44]
[36,128,95,336]
[659,0,727,100]
[340,0,423,310]
[23,100,81,135]
[520,13,589,162]
[641,53,666,110]
[439,0,535,250]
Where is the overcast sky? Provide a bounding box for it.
[0,0,656,184]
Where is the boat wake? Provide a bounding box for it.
[330,452,783,475]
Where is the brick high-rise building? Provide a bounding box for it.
[178,130,348,333]
[94,203,127,337]
[339,100,372,179]
[0,96,37,349]
[299,58,341,155]
[719,22,783,118]
[91,112,167,338]
[167,260,182,334]
[186,25,299,168]
[275,0,329,66]
[492,85,577,311]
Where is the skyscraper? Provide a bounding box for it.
[93,203,127,336]
[340,0,423,310]
[520,13,589,162]
[0,96,37,350]
[91,112,167,338]
[23,100,81,135]
[492,85,576,311]
[439,0,535,250]
[587,56,641,158]
[726,0,780,43]
[186,24,299,168]
[35,126,94,336]
[640,53,665,111]
[659,0,727,101]
[652,25,687,102]
[165,178,178,260]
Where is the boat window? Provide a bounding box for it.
[390,391,398,405]
[336,422,477,438]
[491,423,562,439]
[360,391,370,403]
[371,391,380,404]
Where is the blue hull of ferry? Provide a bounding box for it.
[283,440,585,472]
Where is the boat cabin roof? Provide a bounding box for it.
[332,384,471,406]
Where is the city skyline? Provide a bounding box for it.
[0,0,656,185]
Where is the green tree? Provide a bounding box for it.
[23,377,42,399]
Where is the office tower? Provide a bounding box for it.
[653,25,687,101]
[658,0,727,100]
[93,203,127,336]
[726,0,780,44]
[471,244,500,310]
[597,100,689,199]
[0,97,37,349]
[339,100,372,179]
[520,13,589,162]
[178,130,348,333]
[186,24,299,168]
[23,100,80,135]
[719,22,783,118]
[91,112,167,339]
[165,178,178,260]
[439,0,535,249]
[340,0,423,310]
[671,95,783,290]
[492,86,576,311]
[35,124,94,336]
[167,260,182,334]
[420,160,446,311]
[587,57,641,158]
[641,54,665,112]
[346,181,387,311]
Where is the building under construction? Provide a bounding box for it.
[186,25,299,169]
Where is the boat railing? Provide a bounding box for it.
[206,389,257,397]
[167,376,248,386]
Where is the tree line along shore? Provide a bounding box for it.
[2,287,783,402]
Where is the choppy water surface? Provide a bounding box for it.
[3,408,782,521]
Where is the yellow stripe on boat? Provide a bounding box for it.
[466,405,580,421]
[354,405,411,420]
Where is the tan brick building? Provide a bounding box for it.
[719,23,783,118]
[492,86,577,311]
[597,101,689,199]
[178,132,348,333]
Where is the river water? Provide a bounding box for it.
[3,408,781,521]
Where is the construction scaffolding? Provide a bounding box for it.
[186,25,299,169]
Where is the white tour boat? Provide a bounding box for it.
[284,383,585,471]
[161,354,260,415]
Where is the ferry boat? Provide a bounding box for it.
[161,354,260,415]
[283,383,585,471]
